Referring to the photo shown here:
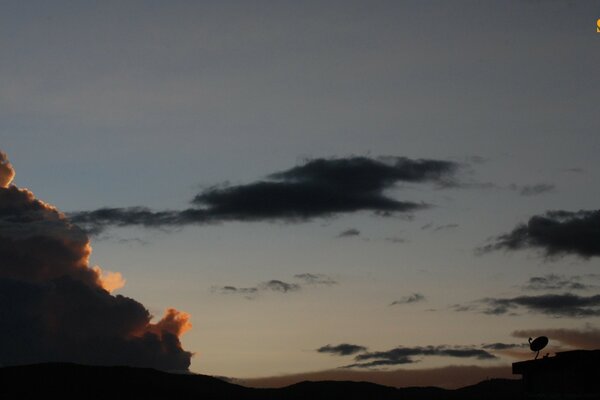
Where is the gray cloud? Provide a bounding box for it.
[212,275,336,299]
[481,342,526,351]
[508,183,555,196]
[260,280,301,293]
[480,293,600,317]
[479,210,600,259]
[390,293,426,306]
[294,273,337,286]
[523,274,590,291]
[317,343,368,356]
[337,228,360,238]
[344,345,496,368]
[70,156,459,234]
[512,326,600,349]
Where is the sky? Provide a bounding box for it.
[1,0,600,388]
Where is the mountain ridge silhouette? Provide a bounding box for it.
[0,363,524,399]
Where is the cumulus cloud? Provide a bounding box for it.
[390,293,426,306]
[480,293,600,317]
[0,151,192,370]
[508,183,555,196]
[70,156,459,234]
[344,345,496,368]
[337,228,360,238]
[317,344,368,356]
[0,151,15,188]
[512,326,600,349]
[523,274,590,291]
[480,210,600,259]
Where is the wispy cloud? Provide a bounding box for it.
[344,345,496,368]
[390,293,426,306]
[317,343,367,356]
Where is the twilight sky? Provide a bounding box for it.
[1,0,600,388]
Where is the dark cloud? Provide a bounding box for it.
[480,210,600,259]
[260,280,301,293]
[317,344,367,356]
[508,183,555,196]
[337,228,360,238]
[523,274,590,291]
[421,223,459,232]
[512,326,600,349]
[385,236,407,244]
[214,285,259,297]
[390,293,426,306]
[212,278,305,299]
[481,343,525,350]
[0,152,192,370]
[70,156,459,234]
[433,224,459,232]
[345,345,496,368]
[481,293,600,317]
[294,273,337,286]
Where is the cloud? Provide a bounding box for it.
[480,210,600,259]
[214,273,338,299]
[523,274,590,291]
[0,151,192,370]
[385,236,407,244]
[344,345,496,368]
[317,344,367,356]
[390,293,426,306]
[433,224,459,232]
[70,156,459,234]
[0,151,15,188]
[212,278,303,299]
[481,343,526,350]
[337,228,360,238]
[421,223,459,232]
[241,365,513,390]
[260,280,301,293]
[294,273,337,285]
[512,326,600,349]
[508,183,555,196]
[480,293,600,317]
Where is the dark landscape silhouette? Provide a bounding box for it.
[0,363,523,399]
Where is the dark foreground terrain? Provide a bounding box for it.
[0,363,525,399]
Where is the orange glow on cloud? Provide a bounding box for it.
[148,308,193,338]
[92,265,126,292]
[0,151,15,188]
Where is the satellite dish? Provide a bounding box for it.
[528,336,548,359]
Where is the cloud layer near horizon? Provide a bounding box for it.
[0,152,193,370]
[69,156,458,234]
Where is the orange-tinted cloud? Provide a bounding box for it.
[0,151,192,371]
[148,308,193,337]
[240,365,514,390]
[0,151,15,188]
[512,327,600,349]
[92,265,126,293]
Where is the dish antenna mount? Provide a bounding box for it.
[528,336,548,360]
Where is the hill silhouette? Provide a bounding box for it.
[0,363,524,399]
